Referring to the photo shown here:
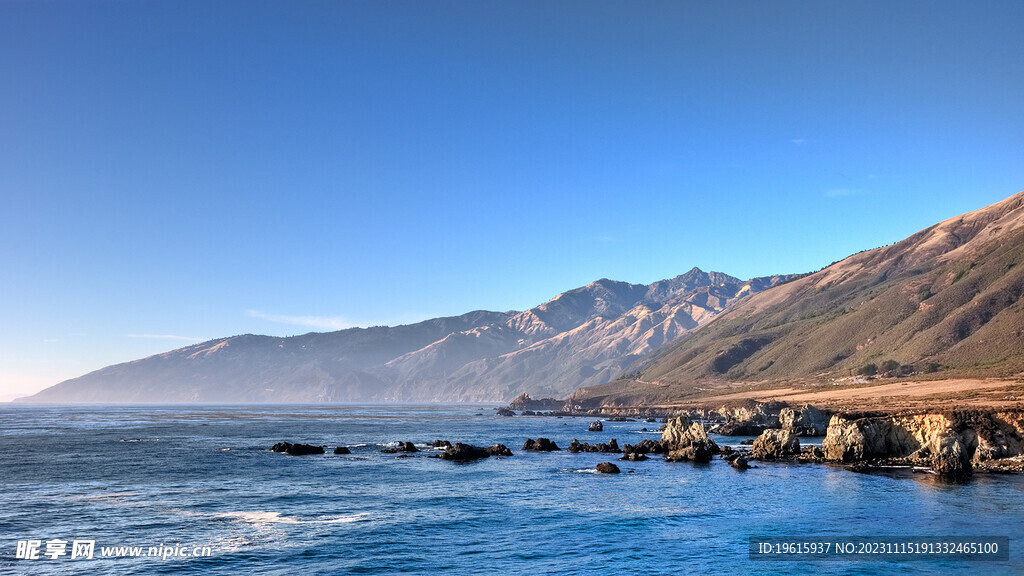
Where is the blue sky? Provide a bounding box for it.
[1,1,1022,398]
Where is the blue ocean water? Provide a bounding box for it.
[1,404,1021,575]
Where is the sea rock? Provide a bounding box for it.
[435,442,514,461]
[751,429,800,459]
[270,442,325,455]
[487,444,514,457]
[333,446,351,455]
[779,404,829,436]
[819,411,1024,477]
[932,434,971,478]
[661,417,718,462]
[439,442,489,461]
[713,401,786,435]
[430,440,452,448]
[507,393,565,411]
[495,408,515,417]
[381,441,418,454]
[568,439,620,453]
[666,445,714,463]
[523,438,560,451]
[621,439,667,455]
[729,456,750,470]
[588,420,604,432]
[620,452,648,461]
[595,462,620,474]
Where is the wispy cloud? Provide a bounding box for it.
[825,188,867,198]
[790,138,806,145]
[126,334,206,342]
[246,310,354,330]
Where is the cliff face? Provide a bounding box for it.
[571,191,1024,407]
[21,269,794,403]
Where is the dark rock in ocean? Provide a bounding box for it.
[739,439,754,445]
[567,438,620,453]
[620,452,648,461]
[621,439,666,455]
[595,462,620,474]
[333,446,351,455]
[645,418,657,423]
[607,416,634,422]
[430,440,452,448]
[382,441,418,454]
[665,444,715,463]
[751,429,800,459]
[521,410,538,416]
[720,445,734,456]
[730,456,750,470]
[487,444,513,457]
[588,420,604,432]
[440,443,490,461]
[495,408,515,417]
[271,442,325,456]
[438,442,514,461]
[522,438,560,451]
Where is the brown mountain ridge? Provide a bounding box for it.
[570,191,1024,409]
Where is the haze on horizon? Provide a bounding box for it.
[1,1,1022,399]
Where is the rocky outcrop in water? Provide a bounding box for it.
[621,439,667,456]
[495,408,515,417]
[729,456,750,470]
[662,417,718,462]
[588,420,604,432]
[779,404,829,436]
[508,393,566,411]
[750,429,800,459]
[710,401,830,437]
[523,438,560,451]
[270,442,325,455]
[568,438,620,453]
[821,410,1024,478]
[436,442,514,461]
[382,441,418,453]
[595,462,620,474]
[333,446,351,454]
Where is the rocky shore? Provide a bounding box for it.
[268,402,1024,479]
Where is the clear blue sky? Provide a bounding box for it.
[1,1,1021,398]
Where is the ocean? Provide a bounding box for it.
[1,404,1021,575]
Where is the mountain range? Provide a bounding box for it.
[570,191,1024,408]
[20,268,794,402]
